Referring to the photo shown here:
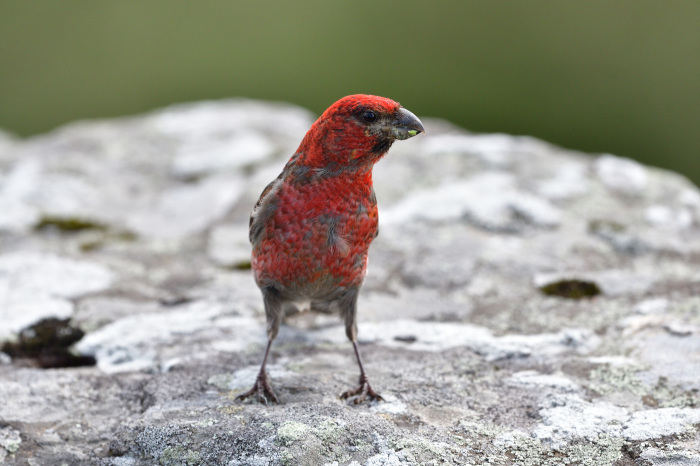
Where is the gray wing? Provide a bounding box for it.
[249,177,282,247]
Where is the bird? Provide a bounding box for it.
[236,94,424,404]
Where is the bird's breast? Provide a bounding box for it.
[252,175,378,294]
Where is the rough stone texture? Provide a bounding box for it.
[1,99,699,465]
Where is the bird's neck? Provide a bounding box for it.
[316,169,375,204]
[295,119,391,170]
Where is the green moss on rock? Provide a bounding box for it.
[35,215,108,232]
[1,318,96,368]
[540,279,601,299]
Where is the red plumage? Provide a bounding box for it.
[238,95,424,404]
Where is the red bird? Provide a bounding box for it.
[237,95,424,404]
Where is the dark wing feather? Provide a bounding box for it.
[249,177,282,247]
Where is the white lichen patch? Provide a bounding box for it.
[622,408,700,441]
[312,418,346,443]
[75,302,262,373]
[508,433,625,466]
[639,447,700,466]
[0,252,113,340]
[589,363,648,396]
[506,371,580,393]
[277,421,310,446]
[533,394,628,447]
[308,319,598,360]
[0,425,21,462]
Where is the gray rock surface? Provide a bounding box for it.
[1,99,699,465]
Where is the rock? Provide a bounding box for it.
[0,157,42,232]
[536,159,590,201]
[646,204,693,230]
[595,154,648,196]
[633,297,669,315]
[0,99,699,464]
[0,252,113,340]
[383,172,562,232]
[148,99,314,146]
[171,132,275,179]
[0,199,40,233]
[207,223,251,268]
[125,174,243,239]
[627,323,700,390]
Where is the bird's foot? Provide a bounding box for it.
[235,371,279,405]
[340,375,384,404]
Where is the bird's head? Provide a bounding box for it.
[298,94,424,169]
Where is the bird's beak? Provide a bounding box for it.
[390,107,425,140]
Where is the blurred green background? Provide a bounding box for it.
[1,1,698,184]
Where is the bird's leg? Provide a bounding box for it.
[340,340,384,404]
[236,339,279,405]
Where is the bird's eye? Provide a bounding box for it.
[362,111,376,123]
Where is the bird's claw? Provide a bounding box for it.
[340,375,384,404]
[235,372,279,405]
